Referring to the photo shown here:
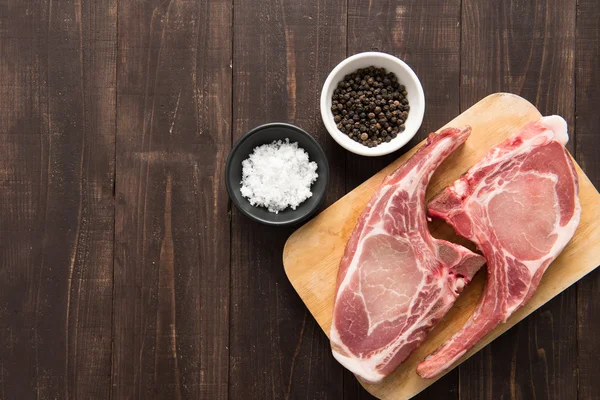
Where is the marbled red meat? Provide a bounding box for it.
[417,116,581,378]
[330,127,486,383]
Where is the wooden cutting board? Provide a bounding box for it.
[282,93,600,400]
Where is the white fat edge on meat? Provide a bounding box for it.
[331,349,386,383]
[458,116,579,320]
[331,136,464,378]
[332,269,457,382]
[424,122,567,329]
[448,116,566,196]
[329,183,395,359]
[540,115,568,146]
[487,116,567,175]
[333,184,393,298]
[334,135,458,326]
[465,118,575,275]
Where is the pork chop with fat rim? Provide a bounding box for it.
[330,127,486,383]
[417,116,581,379]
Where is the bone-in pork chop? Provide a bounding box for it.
[417,116,581,378]
[330,127,486,383]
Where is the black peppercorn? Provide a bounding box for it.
[330,66,410,148]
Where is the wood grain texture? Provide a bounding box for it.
[283,93,600,399]
[229,0,348,398]
[346,0,462,186]
[575,0,600,398]
[0,1,116,399]
[112,1,231,398]
[458,1,578,399]
[0,1,598,399]
[345,1,462,397]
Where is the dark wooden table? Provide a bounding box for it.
[1,0,598,399]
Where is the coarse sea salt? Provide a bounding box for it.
[240,139,318,214]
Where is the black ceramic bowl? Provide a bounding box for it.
[225,123,329,226]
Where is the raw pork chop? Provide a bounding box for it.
[417,116,581,379]
[330,127,486,383]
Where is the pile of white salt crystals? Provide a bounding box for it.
[240,139,318,213]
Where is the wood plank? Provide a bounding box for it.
[345,0,461,398]
[283,93,600,399]
[458,1,577,398]
[112,1,231,398]
[229,0,347,398]
[575,0,600,398]
[0,0,116,398]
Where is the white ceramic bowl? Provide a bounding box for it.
[320,52,425,156]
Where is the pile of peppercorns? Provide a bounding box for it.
[330,66,409,148]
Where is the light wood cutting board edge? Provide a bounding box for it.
[282,93,600,399]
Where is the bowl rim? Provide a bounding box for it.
[225,122,330,226]
[320,51,425,157]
